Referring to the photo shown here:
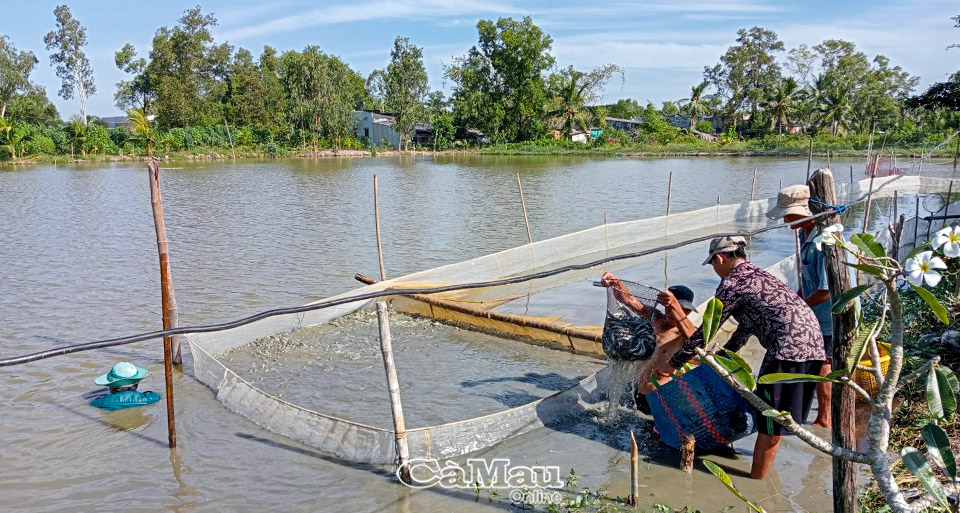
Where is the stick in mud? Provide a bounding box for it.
[680,434,695,473]
[629,430,639,506]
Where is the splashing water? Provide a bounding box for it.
[602,358,642,422]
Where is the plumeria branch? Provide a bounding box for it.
[694,347,874,464]
[896,356,941,392]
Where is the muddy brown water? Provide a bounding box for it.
[1,155,953,512]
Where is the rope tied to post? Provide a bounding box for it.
[809,198,848,214]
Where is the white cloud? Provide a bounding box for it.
[219,0,524,41]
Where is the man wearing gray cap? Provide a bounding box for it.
[768,184,835,429]
[658,235,825,480]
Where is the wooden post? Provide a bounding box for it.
[861,155,879,234]
[373,174,411,483]
[945,181,954,220]
[913,197,920,247]
[808,168,859,513]
[680,434,695,473]
[849,165,854,184]
[953,137,959,175]
[629,430,639,506]
[516,172,533,244]
[604,212,608,225]
[806,137,814,182]
[666,171,674,217]
[750,165,758,201]
[147,159,177,449]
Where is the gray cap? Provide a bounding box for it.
[702,235,747,265]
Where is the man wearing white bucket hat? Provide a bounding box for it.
[769,184,836,429]
[90,362,161,411]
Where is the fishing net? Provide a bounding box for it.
[601,280,658,360]
[183,173,944,466]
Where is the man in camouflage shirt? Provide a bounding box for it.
[658,235,825,480]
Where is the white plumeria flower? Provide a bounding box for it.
[813,223,844,250]
[904,251,948,287]
[932,225,960,258]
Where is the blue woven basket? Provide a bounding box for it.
[647,365,755,451]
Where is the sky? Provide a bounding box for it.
[4,0,959,119]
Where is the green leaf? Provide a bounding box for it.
[701,298,724,344]
[826,369,848,380]
[846,321,879,375]
[761,409,790,418]
[922,423,957,482]
[901,447,950,510]
[701,460,767,513]
[926,367,958,420]
[715,354,756,391]
[911,284,950,325]
[906,241,932,260]
[939,366,959,394]
[845,262,885,278]
[758,373,838,384]
[850,232,886,258]
[831,284,871,314]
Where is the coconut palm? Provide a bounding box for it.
[818,83,853,136]
[126,108,156,156]
[679,81,711,130]
[545,64,621,140]
[67,116,87,156]
[767,77,800,133]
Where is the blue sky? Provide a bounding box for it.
[5,0,959,118]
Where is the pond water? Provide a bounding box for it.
[0,154,953,512]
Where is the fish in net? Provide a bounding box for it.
[600,279,659,361]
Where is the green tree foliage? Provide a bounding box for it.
[604,98,643,119]
[114,43,151,111]
[0,36,38,120]
[704,26,785,132]
[145,7,232,127]
[5,86,58,126]
[377,36,429,150]
[278,46,360,150]
[446,16,555,142]
[545,64,621,139]
[44,5,95,125]
[767,77,800,133]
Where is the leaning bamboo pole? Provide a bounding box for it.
[750,165,758,201]
[147,159,178,448]
[372,175,411,483]
[516,172,533,244]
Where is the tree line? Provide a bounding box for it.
[0,5,958,160]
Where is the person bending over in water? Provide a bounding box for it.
[656,236,825,480]
[599,271,698,412]
[91,362,161,411]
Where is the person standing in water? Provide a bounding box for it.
[768,184,835,429]
[657,236,825,480]
[91,362,161,411]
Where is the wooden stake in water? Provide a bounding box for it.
[516,172,533,244]
[913,197,920,247]
[861,155,879,234]
[604,212,608,225]
[666,171,674,217]
[373,174,411,483]
[849,165,854,184]
[629,430,639,506]
[806,137,814,181]
[147,159,178,449]
[945,181,954,219]
[750,165,758,201]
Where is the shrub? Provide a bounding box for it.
[695,120,714,133]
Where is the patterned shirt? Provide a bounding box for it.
[669,262,826,371]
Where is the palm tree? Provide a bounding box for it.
[818,84,853,136]
[679,81,711,130]
[126,108,156,156]
[546,67,594,139]
[67,116,87,157]
[767,77,800,133]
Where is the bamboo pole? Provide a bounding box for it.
[372,175,411,483]
[808,168,859,513]
[953,137,959,176]
[945,181,954,220]
[629,430,639,506]
[913,197,920,247]
[516,172,533,244]
[826,149,831,169]
[666,171,674,217]
[857,156,879,285]
[603,212,608,225]
[806,137,814,181]
[147,159,178,449]
[223,117,235,159]
[750,165,758,201]
[849,165,854,184]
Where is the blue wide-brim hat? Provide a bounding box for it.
[95,362,150,387]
